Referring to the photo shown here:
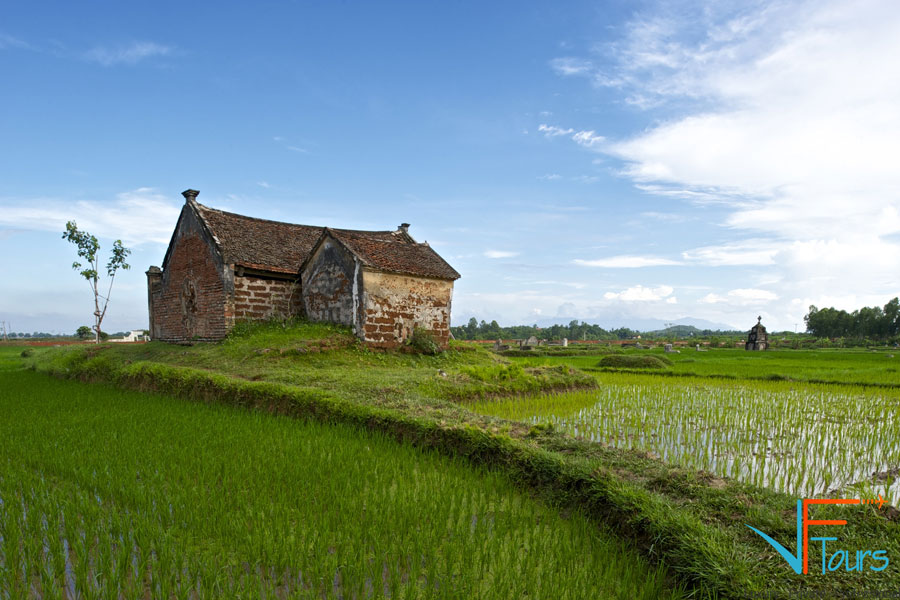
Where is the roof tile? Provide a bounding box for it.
[192,202,459,280]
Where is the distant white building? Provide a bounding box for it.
[109,330,149,343]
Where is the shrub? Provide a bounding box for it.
[407,327,440,355]
[20,348,34,358]
[597,354,672,369]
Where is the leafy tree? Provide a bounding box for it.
[62,221,131,344]
[75,325,93,340]
[805,298,900,341]
[462,317,478,340]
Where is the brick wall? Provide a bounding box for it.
[360,270,453,349]
[148,206,229,342]
[232,275,302,322]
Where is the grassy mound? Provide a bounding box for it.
[598,354,673,369]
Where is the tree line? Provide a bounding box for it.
[451,318,642,341]
[804,298,900,340]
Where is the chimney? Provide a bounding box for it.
[398,223,410,234]
[182,189,200,203]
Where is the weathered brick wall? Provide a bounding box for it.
[232,275,302,322]
[361,270,453,348]
[148,207,229,342]
[301,238,360,329]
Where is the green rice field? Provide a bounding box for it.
[470,372,900,506]
[510,347,900,386]
[0,350,683,599]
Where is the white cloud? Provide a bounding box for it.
[538,173,562,181]
[574,255,681,268]
[681,240,780,266]
[0,188,182,245]
[604,284,674,301]
[538,124,575,137]
[548,0,900,329]
[550,57,594,76]
[572,175,599,183]
[484,249,520,259]
[594,0,900,242]
[640,211,687,222]
[572,130,605,148]
[84,42,172,66]
[700,288,778,305]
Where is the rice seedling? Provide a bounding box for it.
[470,372,900,506]
[0,360,684,599]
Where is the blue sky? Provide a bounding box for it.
[2,0,899,334]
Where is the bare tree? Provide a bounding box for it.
[62,222,131,344]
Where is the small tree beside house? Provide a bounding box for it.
[62,221,131,344]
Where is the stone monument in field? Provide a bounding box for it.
[745,316,768,351]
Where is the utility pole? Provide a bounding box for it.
[0,321,8,342]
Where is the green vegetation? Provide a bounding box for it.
[61,220,131,344]
[805,297,900,341]
[0,355,679,598]
[470,373,900,506]
[451,317,643,341]
[597,354,673,369]
[13,322,900,596]
[508,347,900,387]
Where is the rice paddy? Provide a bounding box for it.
[470,372,900,506]
[0,355,683,599]
[507,347,900,387]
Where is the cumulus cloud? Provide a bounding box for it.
[574,255,681,268]
[84,41,172,66]
[0,187,182,245]
[547,0,900,328]
[604,284,674,301]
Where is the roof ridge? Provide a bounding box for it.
[195,201,323,230]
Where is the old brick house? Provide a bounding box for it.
[146,190,460,348]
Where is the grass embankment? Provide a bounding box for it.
[19,323,900,597]
[0,357,678,599]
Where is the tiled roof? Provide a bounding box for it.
[194,202,324,274]
[328,229,461,280]
[191,201,459,280]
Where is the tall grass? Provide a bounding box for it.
[0,361,682,599]
[470,373,900,506]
